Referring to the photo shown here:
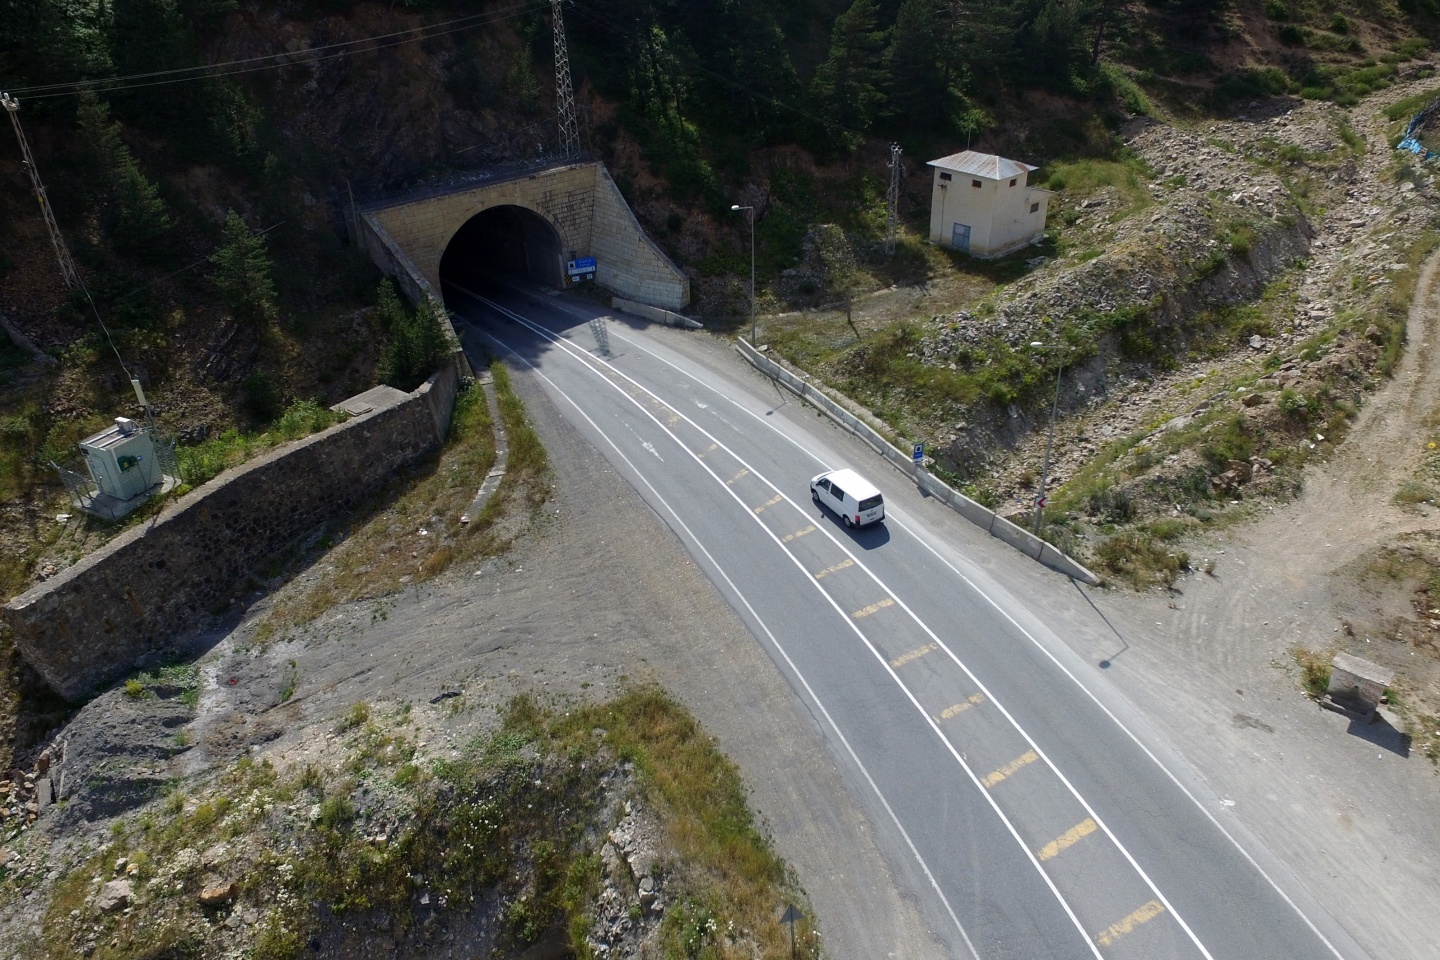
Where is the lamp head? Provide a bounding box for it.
[1030,341,1045,348]
[731,204,742,211]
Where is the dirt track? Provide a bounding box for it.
[1042,246,1440,960]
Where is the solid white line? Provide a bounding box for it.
[468,318,984,960]
[596,316,1356,960]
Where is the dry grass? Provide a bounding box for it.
[263,361,550,633]
[1292,647,1334,700]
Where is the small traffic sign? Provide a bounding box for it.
[1035,495,1047,508]
[912,442,924,464]
[779,904,804,958]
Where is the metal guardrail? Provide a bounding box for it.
[733,338,1100,585]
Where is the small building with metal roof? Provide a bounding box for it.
[927,150,1051,258]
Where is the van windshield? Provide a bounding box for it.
[858,495,883,512]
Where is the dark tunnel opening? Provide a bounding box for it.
[438,205,565,292]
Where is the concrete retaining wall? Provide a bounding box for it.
[590,166,690,310]
[733,340,1099,585]
[2,366,464,702]
[611,297,703,329]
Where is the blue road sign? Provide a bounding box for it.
[912,442,925,464]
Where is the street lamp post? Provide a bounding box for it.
[1030,341,1064,536]
[731,203,755,344]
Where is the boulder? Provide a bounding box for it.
[96,879,133,913]
[198,881,240,907]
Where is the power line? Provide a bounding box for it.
[8,1,547,100]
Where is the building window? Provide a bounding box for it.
[1010,178,1017,187]
[1030,202,1040,214]
[971,179,982,188]
[939,172,952,181]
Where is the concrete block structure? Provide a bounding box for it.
[358,161,689,310]
[927,150,1051,259]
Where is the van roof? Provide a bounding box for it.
[823,468,881,500]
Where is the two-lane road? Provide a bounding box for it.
[447,277,1368,960]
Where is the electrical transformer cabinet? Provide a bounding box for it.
[79,417,162,501]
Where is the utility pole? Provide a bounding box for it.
[885,142,902,255]
[2,93,81,289]
[551,0,580,160]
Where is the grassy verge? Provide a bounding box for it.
[261,360,547,634]
[30,687,815,960]
[174,399,349,490]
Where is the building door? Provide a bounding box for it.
[951,222,971,251]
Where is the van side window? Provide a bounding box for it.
[816,478,829,492]
[830,485,847,502]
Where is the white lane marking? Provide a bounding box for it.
[471,318,984,960]
[461,289,1117,959]
[598,322,1353,960]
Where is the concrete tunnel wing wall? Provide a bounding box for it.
[362,161,690,311]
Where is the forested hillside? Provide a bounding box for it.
[0,0,1437,606]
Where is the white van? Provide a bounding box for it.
[810,468,885,527]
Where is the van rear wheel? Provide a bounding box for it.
[842,515,853,528]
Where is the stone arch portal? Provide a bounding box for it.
[356,161,689,312]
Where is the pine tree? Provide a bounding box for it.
[811,0,890,150]
[76,91,174,258]
[884,0,949,129]
[210,210,278,325]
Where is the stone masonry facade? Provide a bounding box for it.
[2,366,462,702]
[362,161,689,310]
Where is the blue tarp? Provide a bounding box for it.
[1398,103,1438,161]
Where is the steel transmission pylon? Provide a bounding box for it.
[551,0,580,160]
[2,93,81,289]
[885,142,902,255]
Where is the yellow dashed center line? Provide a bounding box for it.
[1095,900,1166,947]
[982,750,1038,788]
[888,640,935,665]
[753,494,782,515]
[814,558,854,580]
[727,468,750,485]
[1037,818,1098,862]
[783,525,816,543]
[852,597,896,620]
[937,693,986,720]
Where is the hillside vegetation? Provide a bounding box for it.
[4,2,1440,958]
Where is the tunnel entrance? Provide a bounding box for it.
[438,205,565,290]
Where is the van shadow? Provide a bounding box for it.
[811,506,891,549]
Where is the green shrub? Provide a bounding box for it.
[1096,531,1190,588]
[378,281,450,391]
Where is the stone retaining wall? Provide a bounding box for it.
[2,366,463,702]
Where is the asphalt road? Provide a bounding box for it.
[446,277,1371,960]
